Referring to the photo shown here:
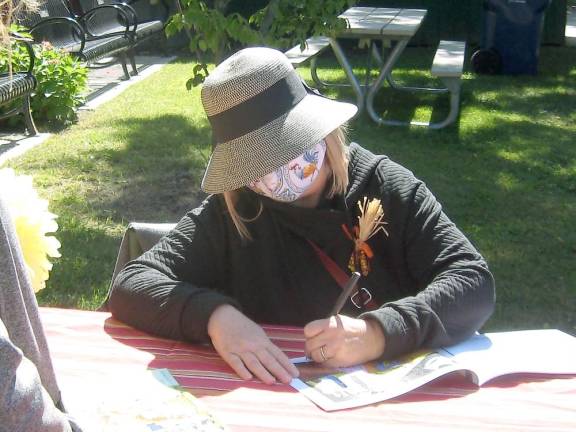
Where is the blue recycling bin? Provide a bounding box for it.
[472,0,552,75]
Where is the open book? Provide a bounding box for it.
[290,329,576,411]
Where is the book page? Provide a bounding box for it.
[290,351,465,411]
[441,329,576,386]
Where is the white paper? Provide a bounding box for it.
[442,329,576,385]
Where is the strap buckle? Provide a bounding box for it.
[350,288,372,309]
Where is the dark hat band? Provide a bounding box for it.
[207,71,307,144]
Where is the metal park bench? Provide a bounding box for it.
[0,34,38,135]
[75,0,170,74]
[17,0,135,80]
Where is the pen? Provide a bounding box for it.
[329,271,361,317]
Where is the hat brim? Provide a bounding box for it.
[201,94,357,194]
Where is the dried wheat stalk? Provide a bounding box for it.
[356,196,388,242]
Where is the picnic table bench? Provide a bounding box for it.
[429,40,466,129]
[285,36,331,67]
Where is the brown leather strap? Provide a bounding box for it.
[307,239,377,311]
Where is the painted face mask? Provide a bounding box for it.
[248,140,327,202]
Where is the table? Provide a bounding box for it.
[325,7,446,126]
[41,308,576,432]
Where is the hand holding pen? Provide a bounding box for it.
[302,272,386,366]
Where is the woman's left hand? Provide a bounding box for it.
[303,315,386,367]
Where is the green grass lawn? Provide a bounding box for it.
[5,46,576,334]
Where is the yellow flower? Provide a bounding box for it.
[0,168,61,292]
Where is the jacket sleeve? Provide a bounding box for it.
[361,177,496,359]
[108,200,240,343]
[0,319,72,432]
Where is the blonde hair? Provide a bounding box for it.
[222,126,350,241]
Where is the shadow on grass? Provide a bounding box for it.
[37,216,120,310]
[37,114,212,308]
[314,46,464,130]
[90,114,211,223]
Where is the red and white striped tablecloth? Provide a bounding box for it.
[41,308,576,432]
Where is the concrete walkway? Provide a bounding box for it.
[0,55,174,166]
[80,55,175,111]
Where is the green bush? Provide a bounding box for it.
[166,0,355,87]
[0,31,88,127]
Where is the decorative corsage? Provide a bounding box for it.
[342,197,388,276]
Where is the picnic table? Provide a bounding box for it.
[42,307,576,432]
[285,7,466,129]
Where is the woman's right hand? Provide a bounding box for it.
[207,304,299,385]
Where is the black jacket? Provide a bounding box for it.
[109,143,495,359]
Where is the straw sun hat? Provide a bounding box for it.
[200,47,357,193]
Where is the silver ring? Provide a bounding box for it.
[319,345,328,362]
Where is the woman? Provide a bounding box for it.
[109,47,495,385]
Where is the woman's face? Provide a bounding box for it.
[248,139,330,207]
